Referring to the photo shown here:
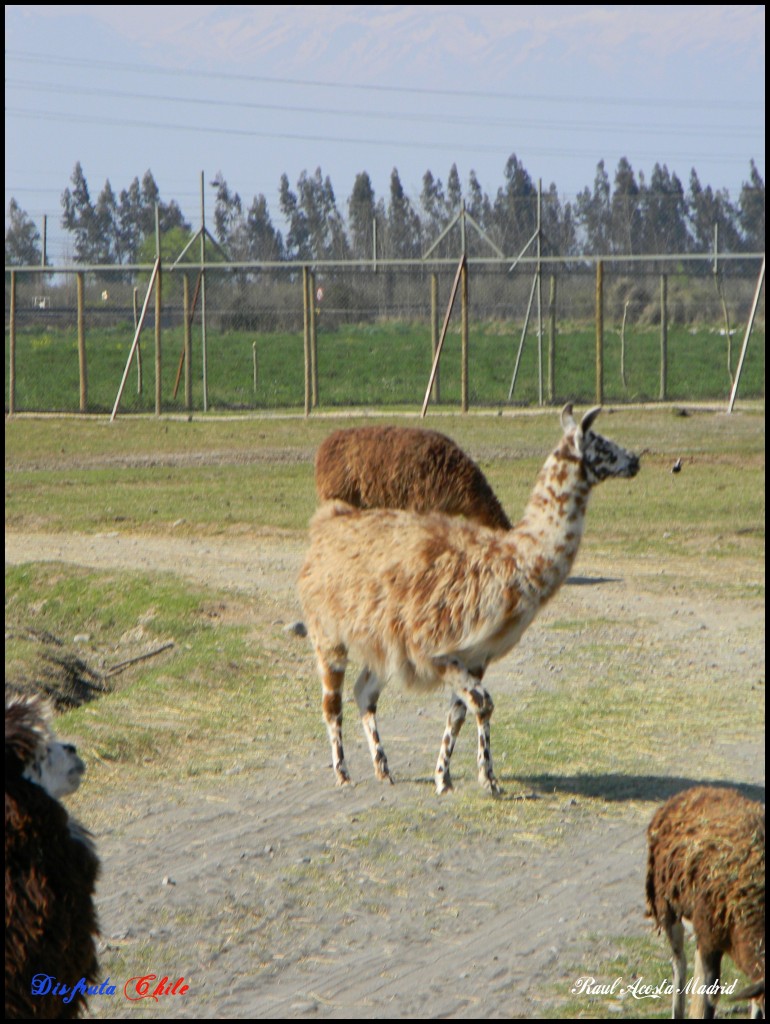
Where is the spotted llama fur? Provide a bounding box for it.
[298,405,640,794]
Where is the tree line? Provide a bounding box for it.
[4,153,765,267]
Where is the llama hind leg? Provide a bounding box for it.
[467,685,501,795]
[666,918,687,1018]
[353,668,393,783]
[697,949,723,1020]
[318,649,350,786]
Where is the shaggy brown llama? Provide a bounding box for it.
[315,424,511,530]
[646,785,765,1019]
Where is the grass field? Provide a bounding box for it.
[6,319,765,413]
[5,405,765,778]
[4,404,765,1018]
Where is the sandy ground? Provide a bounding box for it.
[5,528,765,1019]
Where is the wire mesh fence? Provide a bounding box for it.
[5,254,765,415]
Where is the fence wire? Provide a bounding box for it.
[5,255,765,414]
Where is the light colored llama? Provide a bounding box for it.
[298,404,640,794]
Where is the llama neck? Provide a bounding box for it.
[511,444,592,601]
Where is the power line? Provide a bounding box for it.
[6,106,762,169]
[5,78,761,140]
[5,48,765,112]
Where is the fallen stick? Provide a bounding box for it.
[107,640,175,678]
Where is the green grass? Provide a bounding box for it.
[4,406,764,1017]
[6,461,316,534]
[6,405,763,786]
[495,645,760,785]
[6,407,765,570]
[5,563,318,785]
[6,320,765,413]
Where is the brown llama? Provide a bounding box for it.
[646,786,765,1019]
[315,424,511,530]
[298,404,640,794]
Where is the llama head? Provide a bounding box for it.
[24,738,86,798]
[560,403,640,485]
[6,694,86,798]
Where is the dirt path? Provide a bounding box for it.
[5,529,764,1019]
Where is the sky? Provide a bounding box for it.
[4,4,766,264]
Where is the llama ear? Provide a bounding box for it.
[560,403,576,431]
[580,406,602,434]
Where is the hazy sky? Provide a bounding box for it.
[5,4,765,263]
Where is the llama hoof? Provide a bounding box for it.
[334,769,352,786]
[435,774,454,796]
[479,771,503,796]
[488,781,503,797]
[373,758,393,783]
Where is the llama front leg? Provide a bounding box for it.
[318,652,350,786]
[353,668,393,783]
[666,918,687,1018]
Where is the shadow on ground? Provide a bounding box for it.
[512,773,765,804]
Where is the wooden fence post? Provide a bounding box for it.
[461,258,469,413]
[430,273,440,404]
[659,273,668,401]
[8,270,16,415]
[548,274,556,403]
[155,261,162,415]
[77,272,87,412]
[310,269,319,408]
[303,266,311,416]
[183,273,192,410]
[595,260,604,405]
